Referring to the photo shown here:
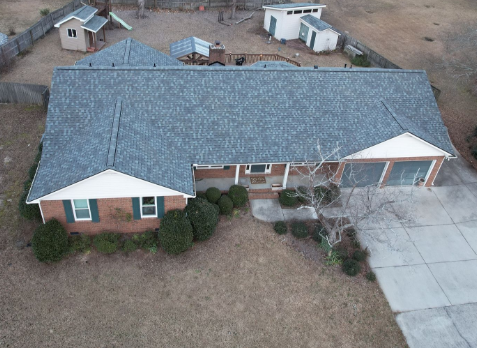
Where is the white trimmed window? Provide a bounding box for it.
[141,197,156,217]
[245,164,272,174]
[196,165,224,169]
[67,29,77,38]
[72,199,91,220]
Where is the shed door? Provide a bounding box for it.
[341,162,386,187]
[310,31,316,49]
[299,23,309,42]
[269,16,277,36]
[386,161,433,186]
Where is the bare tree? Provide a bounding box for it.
[137,0,145,19]
[290,140,416,251]
[229,0,236,20]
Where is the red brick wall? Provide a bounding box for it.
[40,196,187,234]
[240,164,286,177]
[194,166,236,179]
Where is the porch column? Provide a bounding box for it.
[282,163,290,189]
[235,165,240,185]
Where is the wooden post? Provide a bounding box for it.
[15,38,21,56]
[102,26,106,43]
[41,18,46,37]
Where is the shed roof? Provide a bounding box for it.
[300,15,335,32]
[169,36,211,59]
[54,5,97,27]
[29,65,454,201]
[75,38,183,67]
[81,15,108,32]
[263,3,325,10]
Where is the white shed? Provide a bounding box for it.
[262,3,326,41]
[299,15,340,52]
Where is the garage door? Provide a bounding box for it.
[341,162,387,187]
[386,161,433,186]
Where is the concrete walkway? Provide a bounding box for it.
[250,199,317,222]
[359,156,477,348]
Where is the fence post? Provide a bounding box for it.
[1,45,7,66]
[30,30,34,46]
[15,38,21,56]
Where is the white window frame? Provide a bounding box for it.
[71,199,91,221]
[140,196,157,218]
[67,28,77,38]
[245,163,272,174]
[379,162,390,184]
[196,165,224,169]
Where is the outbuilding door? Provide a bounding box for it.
[269,16,277,36]
[341,162,387,187]
[386,161,433,186]
[310,31,316,49]
[299,23,309,42]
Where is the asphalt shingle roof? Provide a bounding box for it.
[300,15,333,32]
[0,32,8,45]
[76,38,183,67]
[169,37,211,59]
[264,3,324,9]
[81,15,108,32]
[55,5,96,25]
[28,65,454,201]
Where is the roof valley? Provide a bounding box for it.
[107,98,123,167]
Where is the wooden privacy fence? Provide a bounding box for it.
[0,83,50,108]
[225,53,301,66]
[0,0,82,67]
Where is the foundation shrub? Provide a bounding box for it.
[185,198,219,241]
[206,187,221,204]
[228,185,248,207]
[158,209,193,254]
[31,219,68,262]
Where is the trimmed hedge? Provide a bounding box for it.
[68,234,91,254]
[31,219,68,262]
[122,239,138,253]
[228,185,248,207]
[274,221,287,235]
[28,163,38,180]
[206,187,221,204]
[18,191,42,220]
[185,198,219,241]
[342,259,361,276]
[159,209,193,254]
[352,250,367,262]
[279,189,298,207]
[296,186,308,203]
[196,192,207,200]
[291,222,308,239]
[93,233,121,254]
[218,195,233,215]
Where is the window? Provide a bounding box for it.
[294,10,302,14]
[196,165,224,169]
[312,8,318,12]
[141,197,156,217]
[72,199,91,220]
[287,10,293,15]
[67,29,77,38]
[303,9,312,13]
[245,164,272,174]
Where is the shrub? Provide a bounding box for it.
[212,203,220,215]
[334,247,348,261]
[314,184,341,204]
[93,233,120,254]
[23,179,32,192]
[312,223,326,242]
[352,250,367,262]
[218,195,233,215]
[342,259,361,276]
[131,230,157,249]
[296,186,308,203]
[40,8,50,16]
[205,187,221,204]
[291,222,308,239]
[185,198,219,241]
[122,239,138,253]
[196,192,207,200]
[471,145,477,160]
[366,271,377,282]
[228,185,248,207]
[274,221,287,235]
[18,191,42,220]
[159,209,193,254]
[279,189,298,207]
[28,163,38,180]
[351,54,371,67]
[31,219,68,262]
[68,234,91,254]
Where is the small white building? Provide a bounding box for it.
[262,3,326,41]
[299,15,340,52]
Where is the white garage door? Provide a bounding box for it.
[386,161,433,186]
[341,162,387,188]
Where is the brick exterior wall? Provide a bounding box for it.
[40,196,187,235]
[194,166,236,179]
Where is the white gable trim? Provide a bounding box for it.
[54,10,97,27]
[299,19,340,35]
[345,133,454,160]
[29,169,193,203]
[263,4,326,11]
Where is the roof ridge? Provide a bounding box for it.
[107,98,122,167]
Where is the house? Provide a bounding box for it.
[299,15,340,52]
[27,39,455,234]
[262,3,326,41]
[54,5,108,52]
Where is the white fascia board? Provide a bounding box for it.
[263,4,326,10]
[299,19,340,35]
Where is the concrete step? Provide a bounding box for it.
[249,192,279,200]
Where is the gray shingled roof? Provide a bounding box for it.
[28,66,454,201]
[169,37,211,59]
[82,15,108,32]
[251,61,297,68]
[300,15,334,32]
[0,32,8,45]
[75,38,183,67]
[54,5,96,25]
[264,3,324,9]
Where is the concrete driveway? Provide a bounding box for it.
[360,155,477,348]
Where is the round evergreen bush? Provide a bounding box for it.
[279,189,298,207]
[218,195,233,215]
[206,187,221,204]
[93,233,121,254]
[185,198,219,241]
[334,247,349,261]
[296,186,308,203]
[122,239,138,253]
[212,203,220,215]
[196,192,207,200]
[274,221,287,235]
[31,218,68,263]
[366,271,377,282]
[68,234,91,254]
[352,250,367,262]
[312,223,326,242]
[18,191,42,220]
[159,209,193,254]
[228,185,248,207]
[342,259,361,276]
[291,222,308,239]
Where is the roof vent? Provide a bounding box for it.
[112,62,115,67]
[344,63,347,68]
[154,63,156,67]
[89,62,92,67]
[314,65,318,69]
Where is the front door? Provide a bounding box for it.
[299,23,309,42]
[310,31,316,49]
[269,16,277,36]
